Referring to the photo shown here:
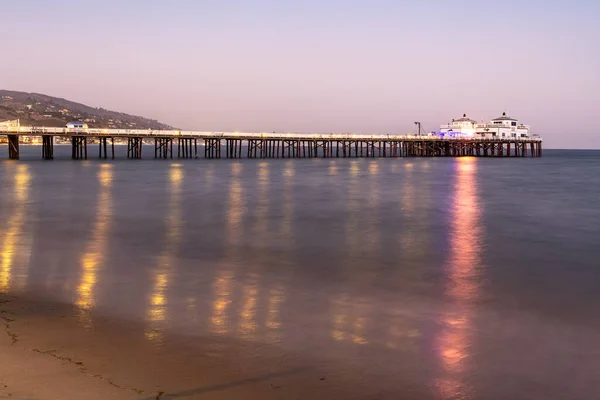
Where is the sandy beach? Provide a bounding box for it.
[1,296,129,399]
[1,294,382,400]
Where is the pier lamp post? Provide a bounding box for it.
[414,121,421,136]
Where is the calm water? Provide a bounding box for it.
[1,147,600,399]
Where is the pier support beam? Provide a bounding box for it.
[98,137,113,159]
[7,135,19,160]
[71,136,87,160]
[177,138,195,159]
[127,137,143,159]
[204,138,222,158]
[226,139,243,158]
[154,137,173,159]
[42,136,54,160]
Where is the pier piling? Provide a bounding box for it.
[177,138,194,159]
[71,136,87,160]
[204,138,222,159]
[98,137,111,159]
[42,136,54,160]
[154,138,173,159]
[7,135,19,160]
[127,137,143,159]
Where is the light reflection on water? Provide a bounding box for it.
[211,162,244,335]
[387,161,421,351]
[237,162,269,339]
[0,165,31,293]
[330,159,361,344]
[435,158,483,399]
[75,164,113,328]
[264,161,295,343]
[2,151,600,398]
[145,164,184,344]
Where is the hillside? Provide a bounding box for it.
[0,90,173,130]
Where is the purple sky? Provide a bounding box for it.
[1,0,598,148]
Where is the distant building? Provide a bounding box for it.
[66,121,88,129]
[0,119,20,127]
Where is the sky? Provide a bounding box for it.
[1,0,599,148]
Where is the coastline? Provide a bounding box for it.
[1,294,143,400]
[0,293,377,400]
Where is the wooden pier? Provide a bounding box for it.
[0,127,543,160]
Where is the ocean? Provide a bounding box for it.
[1,147,599,399]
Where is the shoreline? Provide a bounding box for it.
[0,293,385,400]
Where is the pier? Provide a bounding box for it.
[1,126,542,160]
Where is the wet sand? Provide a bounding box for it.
[4,291,600,400]
[1,293,408,400]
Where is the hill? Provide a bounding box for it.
[0,90,173,130]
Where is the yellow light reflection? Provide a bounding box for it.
[387,161,426,351]
[346,160,360,245]
[265,284,284,329]
[331,294,349,341]
[385,309,419,350]
[239,272,259,337]
[329,160,372,346]
[145,164,183,343]
[330,294,369,345]
[253,162,269,234]
[368,161,379,175]
[211,270,233,335]
[205,163,215,186]
[435,157,482,399]
[328,161,338,176]
[211,162,244,335]
[280,162,294,237]
[0,165,31,293]
[265,161,295,342]
[238,162,269,338]
[365,162,381,257]
[226,162,244,243]
[351,308,369,345]
[349,160,360,177]
[76,164,113,328]
[399,163,415,249]
[186,296,196,313]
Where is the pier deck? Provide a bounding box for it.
[1,127,542,160]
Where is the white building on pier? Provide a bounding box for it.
[475,112,531,139]
[439,112,532,139]
[439,114,478,137]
